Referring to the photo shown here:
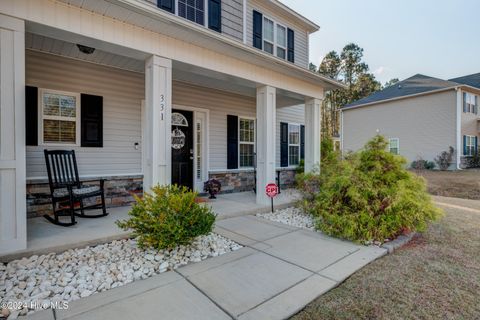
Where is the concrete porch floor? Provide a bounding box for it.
[1,190,299,262]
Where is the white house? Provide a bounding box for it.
[0,0,344,255]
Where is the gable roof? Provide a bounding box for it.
[449,73,480,89]
[343,74,459,109]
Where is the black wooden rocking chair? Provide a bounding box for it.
[44,150,108,226]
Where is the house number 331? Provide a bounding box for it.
[160,94,165,121]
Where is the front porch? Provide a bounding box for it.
[0,11,327,256]
[1,190,299,262]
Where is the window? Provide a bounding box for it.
[464,92,478,114]
[239,118,255,167]
[263,17,274,55]
[261,16,288,60]
[389,138,399,155]
[276,24,286,59]
[288,124,300,165]
[178,0,204,25]
[465,135,476,156]
[39,89,80,145]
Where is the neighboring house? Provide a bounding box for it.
[0,0,343,254]
[341,73,480,169]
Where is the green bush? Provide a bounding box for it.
[298,135,442,243]
[411,159,435,170]
[116,185,216,250]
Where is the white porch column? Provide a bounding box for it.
[144,55,172,191]
[0,15,26,254]
[256,86,276,205]
[304,98,322,173]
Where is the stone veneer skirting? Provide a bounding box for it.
[26,175,143,219]
[26,169,298,218]
[208,168,298,193]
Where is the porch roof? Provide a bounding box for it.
[56,0,345,92]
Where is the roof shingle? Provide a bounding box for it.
[343,74,459,109]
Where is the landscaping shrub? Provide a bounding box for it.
[434,146,454,170]
[298,135,442,243]
[116,185,216,250]
[411,159,435,170]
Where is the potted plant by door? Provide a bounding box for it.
[204,179,222,199]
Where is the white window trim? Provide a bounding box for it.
[275,23,287,59]
[288,123,300,166]
[262,14,288,61]
[465,135,476,156]
[388,138,400,155]
[238,116,256,168]
[38,88,81,147]
[465,92,477,114]
[175,0,209,28]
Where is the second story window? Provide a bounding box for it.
[463,92,478,114]
[178,0,204,25]
[253,10,295,63]
[157,0,222,32]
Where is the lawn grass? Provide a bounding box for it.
[415,169,480,200]
[292,202,480,320]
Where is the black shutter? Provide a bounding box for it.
[26,86,38,146]
[227,115,238,169]
[81,94,103,148]
[208,0,222,33]
[287,28,295,63]
[253,10,263,50]
[280,122,288,167]
[157,0,175,13]
[300,125,305,160]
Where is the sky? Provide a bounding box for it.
[279,0,479,84]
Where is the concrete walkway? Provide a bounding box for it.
[29,215,386,320]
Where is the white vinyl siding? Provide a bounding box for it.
[343,90,457,165]
[26,50,144,179]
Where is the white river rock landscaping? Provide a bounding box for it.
[0,233,241,318]
[257,207,314,230]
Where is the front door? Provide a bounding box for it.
[171,109,194,189]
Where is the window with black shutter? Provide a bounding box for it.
[81,94,103,148]
[227,115,239,169]
[300,125,305,160]
[208,0,222,32]
[26,86,38,146]
[157,0,175,13]
[280,122,288,167]
[287,28,295,63]
[253,10,263,50]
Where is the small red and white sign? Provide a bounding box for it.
[265,183,279,198]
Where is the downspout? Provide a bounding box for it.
[340,109,344,157]
[455,87,462,170]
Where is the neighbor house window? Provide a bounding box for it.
[389,138,399,155]
[288,124,300,165]
[262,16,287,60]
[239,118,255,167]
[463,92,478,114]
[465,135,476,156]
[39,89,80,145]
